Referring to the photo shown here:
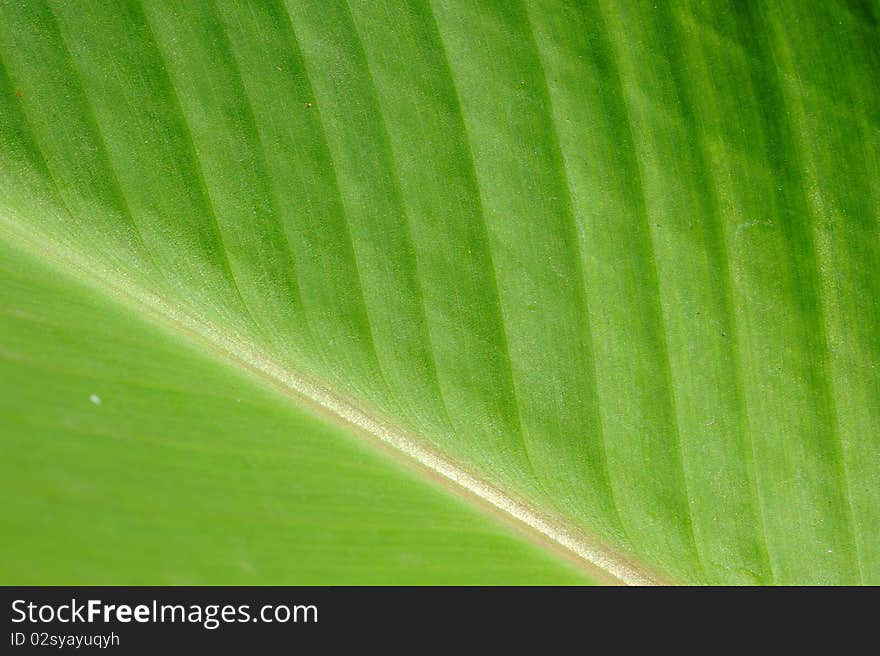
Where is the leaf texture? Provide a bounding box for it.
[0,0,878,584]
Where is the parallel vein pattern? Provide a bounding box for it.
[1,0,877,584]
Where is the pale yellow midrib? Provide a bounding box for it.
[0,214,665,586]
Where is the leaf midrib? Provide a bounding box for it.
[0,214,668,586]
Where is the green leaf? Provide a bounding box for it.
[0,0,877,585]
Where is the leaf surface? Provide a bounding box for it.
[0,0,877,584]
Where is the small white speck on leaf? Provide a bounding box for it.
[89,394,102,406]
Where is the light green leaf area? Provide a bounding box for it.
[0,0,877,585]
[0,240,590,584]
